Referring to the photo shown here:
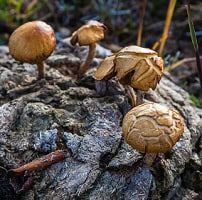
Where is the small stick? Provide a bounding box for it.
[152,35,167,51]
[137,0,147,46]
[164,57,202,72]
[159,0,176,56]
[9,150,66,174]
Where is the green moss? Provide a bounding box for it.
[190,95,201,108]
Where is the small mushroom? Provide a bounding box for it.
[93,45,164,106]
[122,102,184,167]
[9,21,56,79]
[70,20,107,77]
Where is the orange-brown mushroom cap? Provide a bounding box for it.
[71,20,107,46]
[93,45,164,91]
[9,21,56,64]
[115,46,164,90]
[93,54,116,80]
[122,102,184,153]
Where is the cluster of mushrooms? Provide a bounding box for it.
[8,20,184,167]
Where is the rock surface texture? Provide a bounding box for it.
[0,41,201,200]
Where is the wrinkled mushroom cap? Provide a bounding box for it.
[118,45,157,55]
[93,45,164,91]
[71,20,107,46]
[114,45,158,79]
[115,46,164,90]
[122,102,184,153]
[9,21,56,64]
[93,54,116,80]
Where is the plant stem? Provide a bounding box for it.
[186,1,202,89]
[152,35,167,51]
[37,61,45,79]
[78,43,96,77]
[137,0,147,46]
[159,0,176,56]
[164,57,202,72]
[195,51,202,88]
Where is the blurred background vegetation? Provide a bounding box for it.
[0,0,201,47]
[0,0,202,106]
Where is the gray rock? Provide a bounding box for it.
[35,152,100,200]
[46,54,80,69]
[123,167,154,200]
[0,97,26,138]
[0,44,201,199]
[72,98,122,165]
[63,132,83,156]
[86,167,153,200]
[33,129,58,153]
[18,102,55,134]
[108,141,142,168]
[181,152,202,194]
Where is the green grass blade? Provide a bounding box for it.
[186,1,202,89]
[185,3,198,51]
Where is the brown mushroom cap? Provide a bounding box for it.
[93,55,116,80]
[9,21,56,64]
[71,20,107,46]
[93,45,164,91]
[122,102,184,153]
[118,45,157,55]
[115,46,164,90]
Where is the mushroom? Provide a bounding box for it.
[9,21,56,79]
[70,20,107,77]
[122,102,184,167]
[93,45,164,106]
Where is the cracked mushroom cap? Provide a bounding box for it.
[93,54,116,80]
[70,20,107,46]
[9,21,56,64]
[93,45,164,91]
[115,45,160,79]
[122,102,184,153]
[115,46,164,90]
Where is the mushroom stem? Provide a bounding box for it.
[37,61,45,79]
[136,90,144,105]
[125,85,137,107]
[78,43,96,77]
[143,153,157,168]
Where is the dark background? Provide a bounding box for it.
[0,0,202,106]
